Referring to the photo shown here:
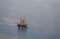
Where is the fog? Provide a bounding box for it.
[0,0,60,39]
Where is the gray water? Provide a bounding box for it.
[0,0,60,39]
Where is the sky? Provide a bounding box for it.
[0,0,60,25]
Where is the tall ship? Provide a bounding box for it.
[17,18,28,27]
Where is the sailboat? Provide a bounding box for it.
[17,18,28,27]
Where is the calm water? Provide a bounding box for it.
[0,0,60,39]
[0,18,60,39]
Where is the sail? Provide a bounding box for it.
[17,18,28,25]
[17,19,21,24]
[23,19,28,25]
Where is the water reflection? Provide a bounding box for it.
[17,26,28,32]
[17,26,28,39]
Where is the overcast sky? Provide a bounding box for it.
[0,0,60,25]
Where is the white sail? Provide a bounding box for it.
[17,18,28,26]
[17,19,21,24]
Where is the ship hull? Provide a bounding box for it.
[17,24,27,28]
